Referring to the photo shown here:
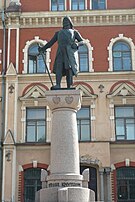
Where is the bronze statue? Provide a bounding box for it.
[38,16,86,89]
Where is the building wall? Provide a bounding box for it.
[0,0,135,202]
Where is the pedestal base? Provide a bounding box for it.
[36,187,95,202]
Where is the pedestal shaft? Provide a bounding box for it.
[51,108,79,174]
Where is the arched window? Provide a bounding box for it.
[78,44,89,72]
[28,43,45,74]
[112,41,132,71]
[117,167,135,201]
[24,168,42,202]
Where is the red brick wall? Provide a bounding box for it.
[108,0,135,9]
[20,0,135,12]
[18,25,135,73]
[20,0,49,12]
[10,29,16,68]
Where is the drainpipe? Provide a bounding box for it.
[0,0,6,200]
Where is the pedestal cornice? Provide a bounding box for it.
[45,89,82,111]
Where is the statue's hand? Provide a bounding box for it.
[38,46,43,53]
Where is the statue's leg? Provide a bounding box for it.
[66,68,73,88]
[55,65,63,88]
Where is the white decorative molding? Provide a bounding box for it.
[22,36,51,74]
[80,154,102,167]
[19,84,48,142]
[0,49,2,64]
[3,129,15,145]
[19,85,46,101]
[6,62,17,76]
[85,41,94,72]
[107,82,135,98]
[107,81,135,141]
[73,83,97,98]
[16,28,19,73]
[1,9,134,29]
[108,34,135,71]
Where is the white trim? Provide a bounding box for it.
[0,50,1,67]
[2,149,6,201]
[21,105,26,142]
[79,41,94,72]
[65,0,67,10]
[12,147,16,202]
[90,0,107,10]
[5,81,9,137]
[90,100,96,141]
[107,34,135,72]
[49,0,67,11]
[85,0,87,10]
[109,102,115,141]
[86,41,94,72]
[16,28,19,73]
[49,0,51,10]
[14,81,18,142]
[22,36,51,74]
[69,0,87,10]
[89,0,92,9]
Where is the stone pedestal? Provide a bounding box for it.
[36,90,95,202]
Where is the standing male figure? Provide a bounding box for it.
[39,16,86,89]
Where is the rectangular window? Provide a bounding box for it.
[51,0,65,11]
[71,0,85,10]
[92,0,106,10]
[26,108,46,142]
[115,106,135,140]
[77,107,91,141]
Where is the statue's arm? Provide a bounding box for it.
[74,30,84,42]
[74,30,89,46]
[40,32,58,52]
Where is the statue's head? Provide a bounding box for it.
[63,16,74,29]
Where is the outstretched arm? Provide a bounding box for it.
[39,32,58,52]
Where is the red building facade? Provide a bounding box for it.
[0,0,135,201]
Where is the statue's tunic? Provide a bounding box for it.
[42,29,83,76]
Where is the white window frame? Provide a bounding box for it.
[69,0,87,10]
[49,0,67,11]
[79,41,94,72]
[107,34,135,72]
[90,0,107,10]
[22,36,51,74]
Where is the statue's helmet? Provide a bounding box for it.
[63,16,74,29]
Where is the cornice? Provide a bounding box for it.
[0,9,135,28]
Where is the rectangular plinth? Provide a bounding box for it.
[36,187,95,202]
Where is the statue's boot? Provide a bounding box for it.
[51,84,61,90]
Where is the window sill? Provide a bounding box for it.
[16,142,51,146]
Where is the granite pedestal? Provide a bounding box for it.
[36,90,95,202]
